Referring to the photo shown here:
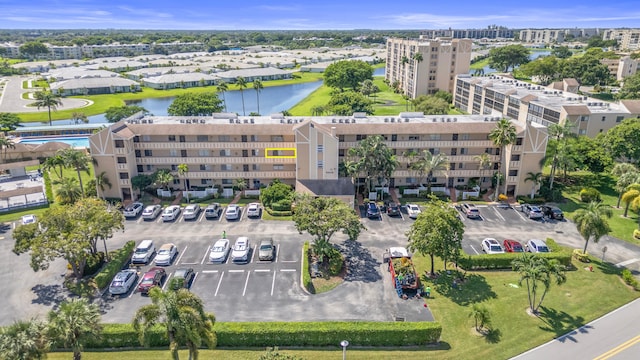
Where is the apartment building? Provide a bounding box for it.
[421,27,515,40]
[519,29,565,44]
[453,74,640,138]
[90,112,546,201]
[599,56,640,81]
[385,37,472,97]
[603,29,640,51]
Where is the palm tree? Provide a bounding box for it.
[71,112,88,125]
[54,177,82,204]
[133,286,216,360]
[310,105,325,116]
[253,79,263,115]
[233,178,247,195]
[340,159,360,198]
[524,172,543,199]
[42,154,65,180]
[574,201,613,253]
[512,253,567,314]
[60,148,91,195]
[154,169,174,191]
[216,82,229,112]
[236,76,248,116]
[622,184,640,217]
[47,298,101,360]
[0,136,15,160]
[488,118,517,201]
[412,52,424,65]
[468,304,491,332]
[33,91,63,126]
[547,122,576,189]
[0,319,49,360]
[95,171,112,199]
[177,163,189,203]
[474,152,493,188]
[412,150,449,193]
[348,135,398,193]
[612,163,639,208]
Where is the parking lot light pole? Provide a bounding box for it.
[340,340,349,360]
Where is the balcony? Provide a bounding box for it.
[507,176,519,183]
[133,142,295,150]
[183,171,296,179]
[114,148,128,155]
[136,156,296,165]
[339,140,496,150]
[509,161,520,168]
[396,154,500,163]
[116,163,128,170]
[118,179,130,186]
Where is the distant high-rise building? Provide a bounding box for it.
[421,27,515,40]
[602,29,640,50]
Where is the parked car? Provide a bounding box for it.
[142,205,162,220]
[131,240,155,265]
[162,205,181,222]
[258,238,275,261]
[209,238,230,263]
[155,243,178,266]
[204,203,222,219]
[540,205,564,220]
[525,239,550,253]
[137,267,166,295]
[21,214,37,225]
[461,203,481,219]
[123,202,144,218]
[225,205,241,221]
[503,239,525,253]
[521,204,543,219]
[247,203,261,218]
[171,268,195,290]
[481,238,505,254]
[183,204,201,220]
[109,269,138,295]
[406,204,421,219]
[386,202,401,216]
[366,201,380,219]
[231,237,251,263]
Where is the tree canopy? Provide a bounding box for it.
[488,44,530,72]
[293,195,365,243]
[551,46,572,59]
[412,95,449,115]
[324,60,373,90]
[0,112,22,135]
[104,105,148,123]
[348,134,398,192]
[603,118,640,162]
[167,92,223,116]
[260,179,294,209]
[618,72,640,99]
[326,90,373,115]
[19,41,49,58]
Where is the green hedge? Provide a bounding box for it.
[265,207,293,217]
[458,252,572,270]
[302,241,312,292]
[43,171,54,203]
[94,240,135,290]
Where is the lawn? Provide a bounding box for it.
[470,57,490,70]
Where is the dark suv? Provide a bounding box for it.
[386,202,401,216]
[540,205,564,220]
[366,201,380,219]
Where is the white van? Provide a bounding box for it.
[132,240,155,264]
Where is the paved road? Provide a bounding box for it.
[0,75,91,113]
[512,298,640,360]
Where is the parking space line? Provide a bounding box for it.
[156,215,164,224]
[515,209,528,221]
[136,216,144,224]
[271,270,276,296]
[191,271,198,287]
[492,207,506,222]
[242,271,250,297]
[251,244,257,263]
[202,270,219,273]
[175,246,188,264]
[228,269,244,273]
[280,260,296,263]
[129,277,144,298]
[280,269,296,272]
[254,269,270,272]
[162,273,172,290]
[469,245,480,255]
[239,207,245,221]
[201,245,210,265]
[275,244,279,263]
[198,211,206,223]
[219,208,225,222]
[214,272,224,296]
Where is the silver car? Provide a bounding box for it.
[231,237,251,263]
[258,238,275,261]
[183,204,201,220]
[209,238,230,263]
[225,205,241,221]
[142,205,162,220]
[109,269,138,295]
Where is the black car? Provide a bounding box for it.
[171,268,195,290]
[366,201,380,218]
[386,202,401,216]
[540,205,564,220]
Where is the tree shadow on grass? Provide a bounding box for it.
[424,270,497,306]
[485,328,502,344]
[338,239,382,283]
[537,306,590,342]
[595,259,623,275]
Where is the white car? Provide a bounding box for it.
[246,203,261,218]
[225,205,241,220]
[142,205,162,220]
[109,269,138,295]
[21,214,37,225]
[162,205,181,222]
[155,243,178,266]
[482,238,505,254]
[231,237,251,263]
[209,238,231,263]
[406,204,421,219]
[123,202,144,218]
[183,204,201,220]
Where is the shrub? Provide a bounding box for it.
[302,242,312,293]
[516,195,546,205]
[621,269,639,290]
[272,200,292,211]
[572,249,590,263]
[634,229,640,240]
[580,187,601,203]
[265,207,293,217]
[498,194,508,202]
[327,249,344,276]
[83,251,105,276]
[94,240,135,290]
[43,171,54,203]
[64,278,97,297]
[544,238,564,253]
[458,252,572,270]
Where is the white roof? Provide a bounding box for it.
[388,247,410,258]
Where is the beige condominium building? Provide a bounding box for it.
[385,37,472,98]
[602,29,640,51]
[90,112,547,201]
[454,74,640,138]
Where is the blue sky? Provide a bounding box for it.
[0,0,639,30]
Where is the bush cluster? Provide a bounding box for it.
[621,269,640,290]
[94,240,135,290]
[580,187,601,203]
[516,195,546,205]
[83,251,105,276]
[43,171,54,203]
[302,241,312,292]
[634,229,640,240]
[458,252,572,270]
[264,207,293,217]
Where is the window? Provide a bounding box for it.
[201,179,211,185]
[117,157,126,164]
[218,135,230,142]
[461,134,470,140]
[144,150,152,156]
[508,170,518,176]
[119,172,129,180]
[580,116,589,122]
[450,148,457,155]
[135,150,141,157]
[173,179,180,185]
[251,135,258,142]
[391,134,397,141]
[169,149,178,157]
[339,149,345,156]
[356,134,367,141]
[220,149,231,157]
[181,150,187,157]
[317,145,324,153]
[137,165,143,172]
[252,164,260,171]
[450,163,456,170]
[457,178,465,183]
[168,135,176,141]
[338,135,345,142]
[222,179,233,185]
[429,134,440,140]
[452,134,458,141]
[317,161,324,168]
[179,135,185,142]
[200,164,210,171]
[616,116,624,123]
[460,148,467,155]
[171,165,177,171]
[142,135,151,142]
[221,164,233,171]
[197,135,208,142]
[406,177,417,184]
[146,165,153,171]
[252,149,260,156]
[579,129,587,135]
[458,163,463,169]
[408,135,420,140]
[274,164,284,170]
[198,149,210,156]
[515,138,523,146]
[115,140,124,148]
[133,136,139,143]
[511,154,521,161]
[241,135,247,142]
[271,135,284,142]
[602,116,606,122]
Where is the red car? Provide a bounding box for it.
[137,267,166,295]
[503,239,524,253]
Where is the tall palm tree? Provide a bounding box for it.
[512,253,567,314]
[474,152,493,189]
[0,136,15,160]
[154,169,175,191]
[253,79,263,115]
[216,82,229,112]
[236,76,248,116]
[524,172,543,199]
[547,121,576,190]
[612,163,639,208]
[42,153,66,180]
[133,286,216,360]
[621,184,640,217]
[177,163,189,202]
[47,298,101,360]
[233,178,247,194]
[71,112,88,125]
[54,177,82,205]
[95,171,112,199]
[33,91,63,126]
[340,159,360,197]
[574,201,613,253]
[348,135,398,193]
[0,319,49,360]
[60,148,91,195]
[412,150,449,193]
[488,118,517,201]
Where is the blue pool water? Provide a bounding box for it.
[19,136,90,148]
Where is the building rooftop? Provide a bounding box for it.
[50,77,139,90]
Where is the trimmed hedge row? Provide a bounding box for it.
[458,252,572,270]
[94,240,135,290]
[82,322,442,349]
[265,206,293,217]
[302,241,312,292]
[43,171,54,203]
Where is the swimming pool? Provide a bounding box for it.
[19,136,90,148]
